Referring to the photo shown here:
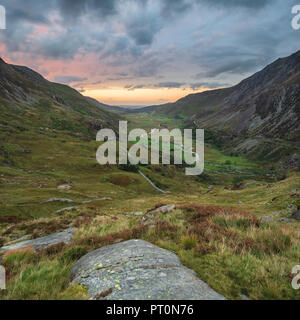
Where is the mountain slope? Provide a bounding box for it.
[0,58,121,137]
[144,51,300,141]
[85,97,126,113]
[141,51,300,163]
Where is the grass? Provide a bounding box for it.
[0,106,299,300]
[1,201,298,300]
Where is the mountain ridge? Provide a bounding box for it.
[137,50,300,163]
[0,58,121,136]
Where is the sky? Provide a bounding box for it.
[0,0,299,106]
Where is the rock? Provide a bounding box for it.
[291,210,300,220]
[237,201,243,205]
[141,205,176,224]
[0,228,76,253]
[279,218,297,223]
[151,205,175,215]
[55,206,79,214]
[43,198,74,203]
[261,216,273,222]
[57,184,72,190]
[287,204,296,210]
[70,239,226,300]
[81,198,112,204]
[128,212,144,216]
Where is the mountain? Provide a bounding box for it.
[85,97,126,113]
[142,51,300,163]
[0,58,121,137]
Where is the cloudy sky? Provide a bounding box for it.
[0,0,299,105]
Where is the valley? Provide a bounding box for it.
[0,55,299,300]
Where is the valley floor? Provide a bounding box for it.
[0,113,299,300]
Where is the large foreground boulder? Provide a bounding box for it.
[70,239,226,300]
[0,228,76,253]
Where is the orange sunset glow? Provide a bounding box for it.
[83,86,211,106]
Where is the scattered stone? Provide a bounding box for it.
[151,205,175,215]
[237,201,243,205]
[290,209,300,220]
[128,212,144,216]
[57,184,72,190]
[261,216,273,222]
[56,206,79,214]
[81,198,112,204]
[271,212,283,217]
[141,205,176,224]
[287,204,296,210]
[70,240,226,300]
[43,198,74,203]
[279,218,297,223]
[0,228,76,253]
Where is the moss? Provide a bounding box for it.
[59,283,90,300]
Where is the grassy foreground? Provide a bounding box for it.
[0,113,299,300]
[0,171,299,300]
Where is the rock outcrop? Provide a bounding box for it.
[70,239,226,300]
[0,228,76,253]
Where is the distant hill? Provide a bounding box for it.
[85,97,126,113]
[0,58,121,137]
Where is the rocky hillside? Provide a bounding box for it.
[142,51,300,163]
[0,58,120,137]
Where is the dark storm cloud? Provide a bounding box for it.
[189,82,230,90]
[161,0,192,17]
[161,0,272,13]
[125,82,185,90]
[155,82,185,88]
[125,12,163,46]
[199,0,272,9]
[4,0,53,24]
[1,0,275,61]
[194,55,267,78]
[0,0,296,92]
[58,0,119,21]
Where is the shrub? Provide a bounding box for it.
[3,248,38,276]
[118,164,139,173]
[40,242,66,257]
[181,236,197,250]
[109,175,135,186]
[59,246,88,264]
[194,243,216,256]
[256,230,292,254]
